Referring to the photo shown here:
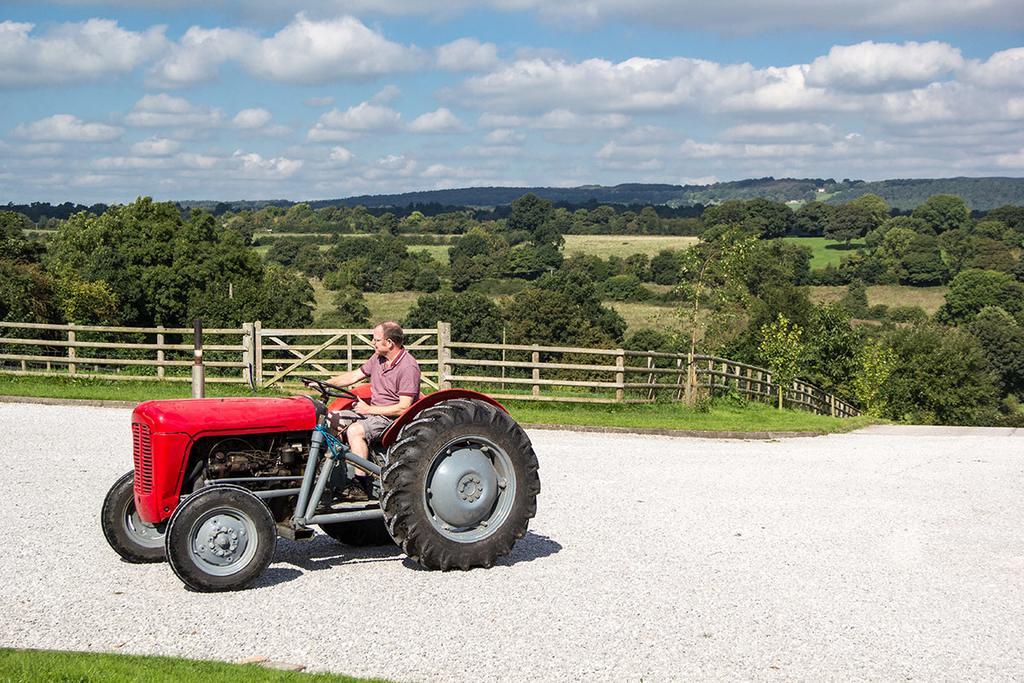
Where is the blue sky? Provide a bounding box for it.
[1,1,1022,204]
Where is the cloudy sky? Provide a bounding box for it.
[1,1,1023,204]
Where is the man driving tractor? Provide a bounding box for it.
[324,321,421,495]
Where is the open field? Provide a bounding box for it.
[2,403,1021,681]
[310,280,423,322]
[782,237,866,269]
[807,285,949,315]
[608,300,680,330]
[563,234,699,258]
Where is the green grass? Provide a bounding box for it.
[0,648,378,682]
[505,399,874,433]
[805,284,949,315]
[0,375,870,432]
[563,235,698,259]
[782,237,866,270]
[0,375,285,402]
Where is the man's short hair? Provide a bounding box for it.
[379,321,404,347]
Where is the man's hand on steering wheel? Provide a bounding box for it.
[296,376,358,401]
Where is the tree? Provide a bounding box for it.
[839,280,869,318]
[316,287,370,328]
[794,202,836,237]
[938,269,1024,325]
[878,324,1000,425]
[826,203,875,246]
[912,194,969,234]
[507,194,563,248]
[405,291,503,345]
[969,306,1024,397]
[848,193,890,230]
[757,313,804,408]
[802,303,861,395]
[0,210,44,263]
[744,198,795,238]
[648,249,684,285]
[901,234,947,285]
[852,340,898,417]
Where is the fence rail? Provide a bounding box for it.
[0,320,858,417]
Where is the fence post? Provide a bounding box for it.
[531,345,540,398]
[615,350,625,403]
[683,352,695,405]
[438,321,452,390]
[241,322,253,386]
[67,324,76,377]
[156,325,165,380]
[253,320,263,388]
[645,354,656,401]
[191,318,205,399]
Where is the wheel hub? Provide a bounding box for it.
[428,447,498,528]
[192,514,251,569]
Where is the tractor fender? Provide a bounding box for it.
[379,390,508,448]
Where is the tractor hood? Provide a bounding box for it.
[133,396,318,438]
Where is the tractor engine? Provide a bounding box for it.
[201,435,309,482]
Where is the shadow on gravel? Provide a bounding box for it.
[257,531,561,586]
[399,530,562,571]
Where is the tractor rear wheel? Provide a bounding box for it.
[319,517,394,547]
[165,484,276,592]
[381,398,540,570]
[100,470,166,563]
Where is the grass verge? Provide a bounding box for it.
[505,398,874,434]
[0,375,872,434]
[0,648,379,683]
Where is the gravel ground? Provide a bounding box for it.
[1,402,1022,681]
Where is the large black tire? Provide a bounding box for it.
[319,517,395,547]
[165,484,277,592]
[381,398,540,570]
[100,470,166,563]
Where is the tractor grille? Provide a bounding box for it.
[132,423,153,494]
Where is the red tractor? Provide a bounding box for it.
[101,378,540,591]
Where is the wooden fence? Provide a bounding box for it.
[0,320,858,416]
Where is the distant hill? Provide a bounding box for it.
[299,177,1024,212]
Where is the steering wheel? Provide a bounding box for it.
[296,376,359,402]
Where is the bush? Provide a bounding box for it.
[599,274,649,301]
[878,323,1000,425]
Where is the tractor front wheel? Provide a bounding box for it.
[165,485,276,592]
[381,398,540,570]
[100,470,166,563]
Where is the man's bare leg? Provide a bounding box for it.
[346,421,369,475]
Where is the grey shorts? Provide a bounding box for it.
[329,411,394,441]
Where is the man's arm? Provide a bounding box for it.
[326,369,367,387]
[354,395,413,417]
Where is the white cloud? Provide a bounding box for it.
[721,122,837,142]
[124,94,223,128]
[307,101,401,141]
[532,109,629,130]
[460,56,758,114]
[13,114,123,142]
[148,14,421,86]
[0,19,167,87]
[328,146,354,164]
[131,137,182,156]
[408,108,465,133]
[147,26,254,88]
[485,128,526,144]
[963,48,1024,90]
[806,41,963,92]
[370,85,402,104]
[233,108,273,129]
[232,150,303,178]
[436,38,499,72]
[243,14,421,83]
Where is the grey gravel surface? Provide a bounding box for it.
[1,402,1022,681]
